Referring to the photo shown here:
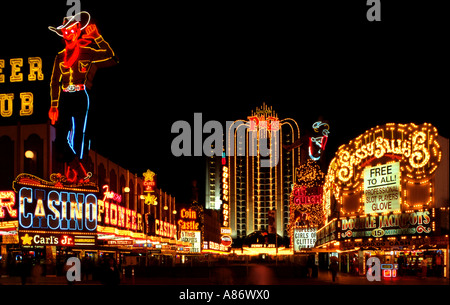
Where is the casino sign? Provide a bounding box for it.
[323,123,442,217]
[10,173,98,246]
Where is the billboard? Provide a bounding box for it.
[180,230,201,253]
[293,227,317,251]
[364,162,400,214]
[12,174,98,232]
[1,56,49,125]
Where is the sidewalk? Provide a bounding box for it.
[1,271,449,285]
[306,270,450,285]
[0,275,102,285]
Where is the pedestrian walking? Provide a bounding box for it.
[101,257,120,285]
[18,256,31,285]
[421,257,428,279]
[330,258,338,282]
[307,256,314,278]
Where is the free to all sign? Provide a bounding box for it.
[364,162,400,214]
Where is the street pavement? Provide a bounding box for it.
[0,269,449,285]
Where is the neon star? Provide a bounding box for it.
[21,233,33,245]
[143,169,155,181]
[144,193,157,206]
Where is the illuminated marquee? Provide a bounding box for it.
[143,169,156,192]
[340,209,433,239]
[155,219,177,239]
[19,232,96,247]
[324,123,442,216]
[143,169,157,205]
[17,187,97,231]
[180,231,201,253]
[221,165,230,229]
[289,159,326,230]
[0,57,43,118]
[288,159,325,249]
[178,208,200,230]
[0,191,17,219]
[330,123,441,188]
[204,240,230,252]
[293,227,317,251]
[247,115,280,132]
[97,185,142,231]
[13,174,98,232]
[292,186,323,205]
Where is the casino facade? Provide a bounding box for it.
[316,123,449,278]
[0,123,192,276]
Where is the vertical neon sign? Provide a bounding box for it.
[221,163,230,228]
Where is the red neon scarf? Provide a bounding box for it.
[63,38,92,68]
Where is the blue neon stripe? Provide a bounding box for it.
[80,89,90,159]
[67,116,76,154]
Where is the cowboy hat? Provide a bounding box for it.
[49,11,91,37]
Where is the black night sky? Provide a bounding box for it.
[1,0,447,203]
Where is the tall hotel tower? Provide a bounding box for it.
[205,104,301,239]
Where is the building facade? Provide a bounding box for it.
[0,123,183,275]
[317,123,449,278]
[224,104,301,239]
[205,155,223,210]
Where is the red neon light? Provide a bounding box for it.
[247,116,280,132]
[321,135,328,150]
[102,185,122,203]
[222,165,230,227]
[49,11,116,125]
[143,180,156,192]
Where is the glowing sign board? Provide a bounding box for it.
[0,57,44,122]
[292,186,323,205]
[364,162,400,214]
[143,169,157,205]
[221,165,230,228]
[178,208,200,230]
[13,174,98,232]
[340,209,433,239]
[293,228,317,251]
[308,121,330,161]
[17,187,97,232]
[180,231,201,253]
[155,219,176,239]
[143,169,156,192]
[97,185,143,232]
[324,123,442,216]
[328,123,441,190]
[247,116,280,131]
[19,232,96,247]
[0,191,17,220]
